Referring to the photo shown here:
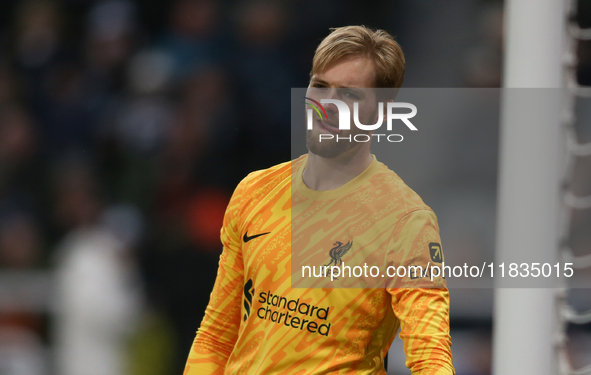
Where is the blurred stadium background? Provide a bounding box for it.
[0,0,589,374]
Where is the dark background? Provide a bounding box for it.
[0,1,589,374]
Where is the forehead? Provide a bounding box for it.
[312,56,376,88]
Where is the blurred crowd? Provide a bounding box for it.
[0,0,306,373]
[0,0,589,374]
[0,1,398,374]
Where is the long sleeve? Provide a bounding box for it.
[390,288,454,375]
[386,210,455,375]
[184,181,246,375]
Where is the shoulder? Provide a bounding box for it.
[237,156,301,196]
[222,158,300,239]
[240,160,292,189]
[372,159,434,217]
[231,155,306,208]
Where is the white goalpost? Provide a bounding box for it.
[493,0,569,374]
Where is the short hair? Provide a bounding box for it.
[311,25,405,89]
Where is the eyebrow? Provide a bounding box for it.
[310,77,366,91]
[310,77,330,86]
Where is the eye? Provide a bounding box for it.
[311,83,327,90]
[343,90,360,100]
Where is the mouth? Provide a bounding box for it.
[316,119,342,135]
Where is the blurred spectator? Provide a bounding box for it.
[0,62,23,104]
[52,161,143,375]
[185,189,229,250]
[53,225,143,375]
[159,66,238,188]
[147,68,235,369]
[83,0,141,118]
[0,105,37,184]
[86,0,138,74]
[465,2,503,87]
[0,212,43,269]
[14,1,61,70]
[157,0,222,83]
[51,158,102,232]
[0,212,48,375]
[117,48,174,156]
[233,0,295,166]
[12,0,65,122]
[97,48,175,210]
[38,62,102,154]
[0,104,43,214]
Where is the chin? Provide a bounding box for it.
[307,140,351,159]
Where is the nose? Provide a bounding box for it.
[322,88,340,115]
[325,88,339,100]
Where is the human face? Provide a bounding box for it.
[305,56,381,159]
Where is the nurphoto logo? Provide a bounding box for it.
[304,96,418,143]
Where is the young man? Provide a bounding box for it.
[184,26,454,374]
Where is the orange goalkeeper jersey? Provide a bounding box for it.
[184,155,454,375]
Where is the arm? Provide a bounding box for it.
[184,182,246,375]
[386,210,455,375]
[390,288,454,375]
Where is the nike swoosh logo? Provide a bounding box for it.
[243,231,270,243]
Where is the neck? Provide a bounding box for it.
[302,146,373,191]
